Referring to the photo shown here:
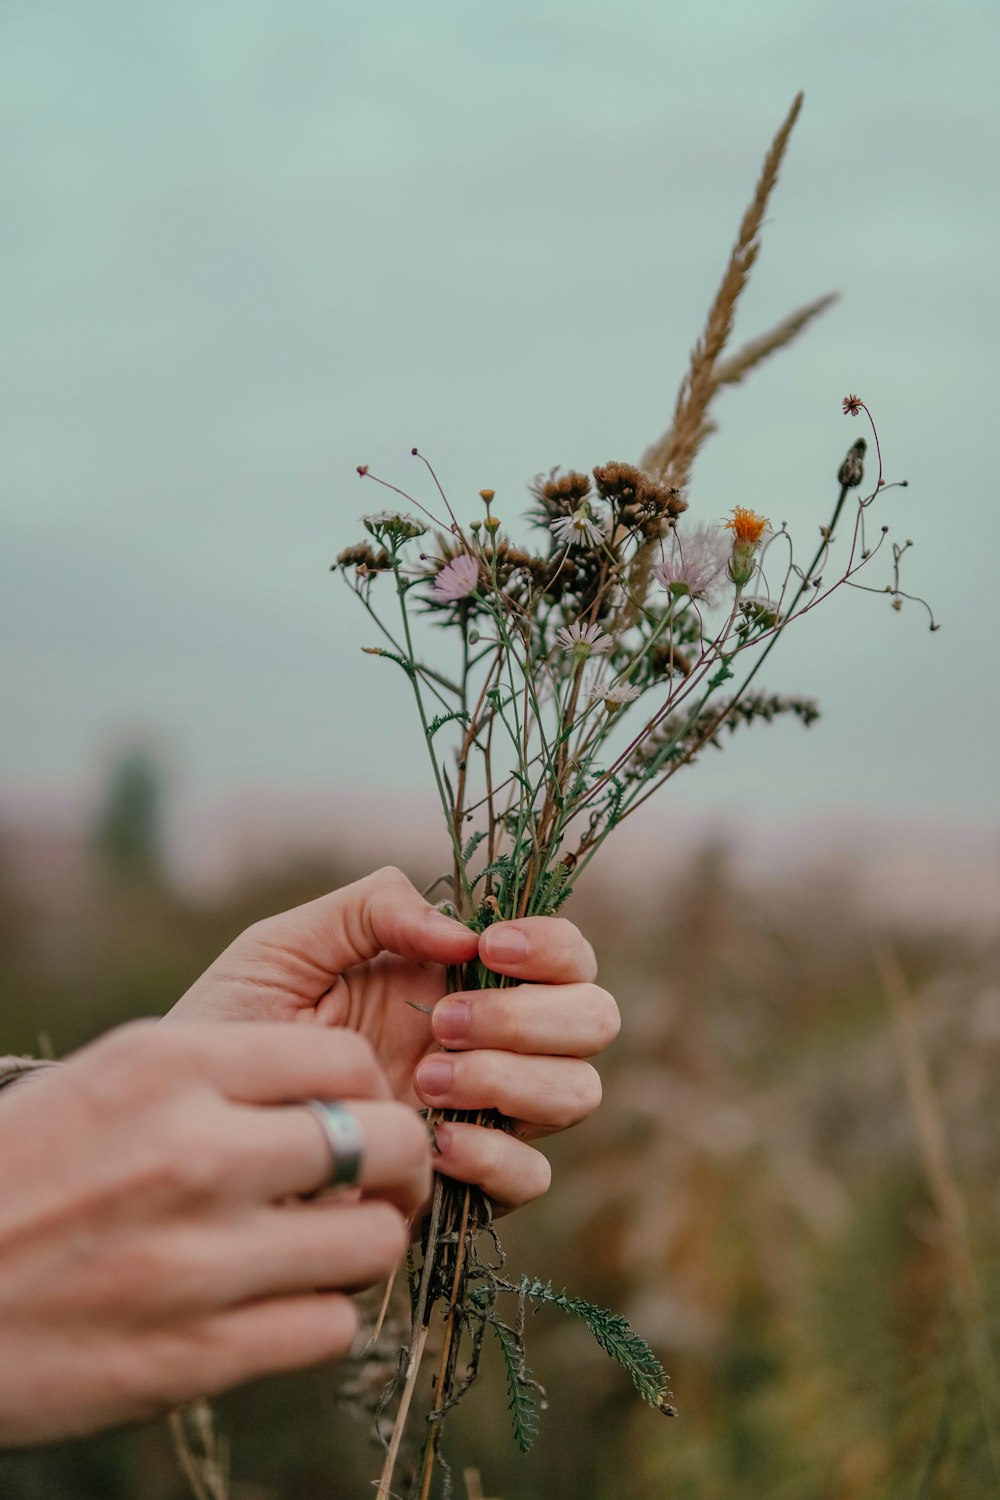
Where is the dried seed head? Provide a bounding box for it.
[593,462,687,535]
[530,470,593,521]
[335,542,393,572]
[592,461,646,505]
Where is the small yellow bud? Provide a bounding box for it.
[483,515,501,533]
[479,489,495,503]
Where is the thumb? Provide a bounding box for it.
[229,867,478,992]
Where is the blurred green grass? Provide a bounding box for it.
[1,826,998,1500]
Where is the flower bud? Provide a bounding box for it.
[728,542,758,589]
[838,438,866,490]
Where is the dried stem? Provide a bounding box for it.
[876,945,1000,1482]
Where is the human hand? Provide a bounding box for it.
[0,1020,429,1445]
[169,867,620,1212]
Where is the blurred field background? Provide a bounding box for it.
[3,0,999,1496]
[1,764,999,1498]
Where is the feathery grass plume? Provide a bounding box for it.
[649,91,804,499]
[617,93,807,634]
[641,292,840,476]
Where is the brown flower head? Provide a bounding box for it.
[842,394,863,417]
[593,461,687,535]
[530,470,592,522]
[334,542,393,574]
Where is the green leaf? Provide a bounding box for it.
[514,1277,675,1414]
[488,1318,542,1453]
[462,829,488,864]
[532,861,573,916]
[427,709,471,738]
[469,853,512,893]
[360,646,415,677]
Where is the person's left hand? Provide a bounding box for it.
[168,867,619,1213]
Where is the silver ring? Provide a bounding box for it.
[304,1100,364,1190]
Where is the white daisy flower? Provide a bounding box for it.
[555,621,614,659]
[589,669,641,712]
[550,504,604,549]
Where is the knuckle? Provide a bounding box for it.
[234,913,282,951]
[387,1103,431,1176]
[77,1021,177,1107]
[591,986,622,1048]
[337,1028,380,1080]
[570,1063,603,1122]
[500,996,527,1052]
[89,1018,160,1072]
[134,1111,229,1203]
[366,1202,408,1267]
[314,1027,379,1087]
[369,864,409,893]
[520,1148,552,1204]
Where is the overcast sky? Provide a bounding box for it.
[2,0,996,862]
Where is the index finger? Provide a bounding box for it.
[478,918,598,984]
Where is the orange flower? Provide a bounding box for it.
[723,507,769,547]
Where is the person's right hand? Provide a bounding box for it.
[0,1020,430,1446]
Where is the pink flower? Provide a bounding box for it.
[432,553,480,601]
[652,523,730,606]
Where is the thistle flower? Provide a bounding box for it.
[551,504,605,549]
[652,523,730,605]
[723,507,769,547]
[723,506,769,589]
[555,621,613,660]
[363,510,428,544]
[589,669,641,712]
[432,552,480,601]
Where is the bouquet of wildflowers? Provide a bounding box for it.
[332,93,934,1500]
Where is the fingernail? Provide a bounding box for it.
[434,999,470,1041]
[416,1059,453,1097]
[483,924,529,963]
[433,1123,452,1153]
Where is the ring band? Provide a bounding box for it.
[304,1100,364,1190]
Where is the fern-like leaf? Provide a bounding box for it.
[360,646,415,677]
[488,1317,542,1453]
[515,1277,676,1414]
[427,709,471,738]
[462,829,488,864]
